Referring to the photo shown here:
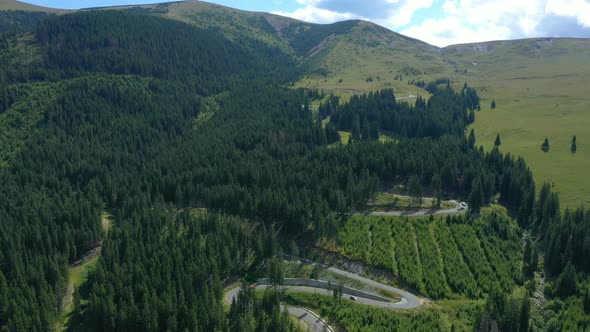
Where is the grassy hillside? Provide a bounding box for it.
[0,0,66,12]
[142,1,294,55]
[445,38,590,209]
[286,23,590,209]
[296,20,441,98]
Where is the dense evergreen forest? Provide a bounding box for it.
[0,8,588,331]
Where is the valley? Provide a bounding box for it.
[0,1,589,331]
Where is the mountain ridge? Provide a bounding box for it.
[7,0,590,48]
[0,0,67,12]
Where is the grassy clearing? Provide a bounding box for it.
[101,211,112,233]
[55,256,99,332]
[337,130,350,144]
[481,204,509,217]
[194,93,227,126]
[56,211,112,331]
[378,133,396,143]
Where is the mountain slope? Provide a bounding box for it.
[6,0,590,228]
[0,0,66,12]
[444,38,590,209]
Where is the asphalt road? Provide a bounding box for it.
[278,258,422,309]
[285,306,334,332]
[224,287,333,332]
[256,284,407,309]
[358,199,467,217]
[364,207,465,217]
[224,257,424,331]
[322,265,421,309]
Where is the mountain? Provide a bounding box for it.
[1,2,590,331]
[127,1,590,209]
[148,2,445,95]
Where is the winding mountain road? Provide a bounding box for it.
[357,199,467,217]
[224,257,423,331]
[224,286,334,332]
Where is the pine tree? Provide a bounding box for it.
[519,296,531,332]
[407,176,422,207]
[494,133,501,147]
[571,135,577,154]
[523,238,532,277]
[541,137,550,152]
[369,122,380,140]
[468,179,484,214]
[468,129,476,148]
[431,174,442,208]
[555,262,577,297]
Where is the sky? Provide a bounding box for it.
[23,0,590,46]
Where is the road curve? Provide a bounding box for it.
[255,284,411,309]
[224,257,423,331]
[280,256,422,309]
[356,199,466,217]
[224,286,334,332]
[287,306,334,332]
[322,265,421,309]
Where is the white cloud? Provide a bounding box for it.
[401,0,590,46]
[546,0,590,27]
[295,0,323,5]
[274,0,431,26]
[270,0,590,46]
[384,0,434,27]
[272,5,362,23]
[401,16,512,46]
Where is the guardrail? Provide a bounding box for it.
[257,278,390,302]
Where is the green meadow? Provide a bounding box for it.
[453,38,590,209]
[298,31,590,209]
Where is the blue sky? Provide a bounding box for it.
[23,0,590,46]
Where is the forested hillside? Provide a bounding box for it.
[0,4,589,332]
